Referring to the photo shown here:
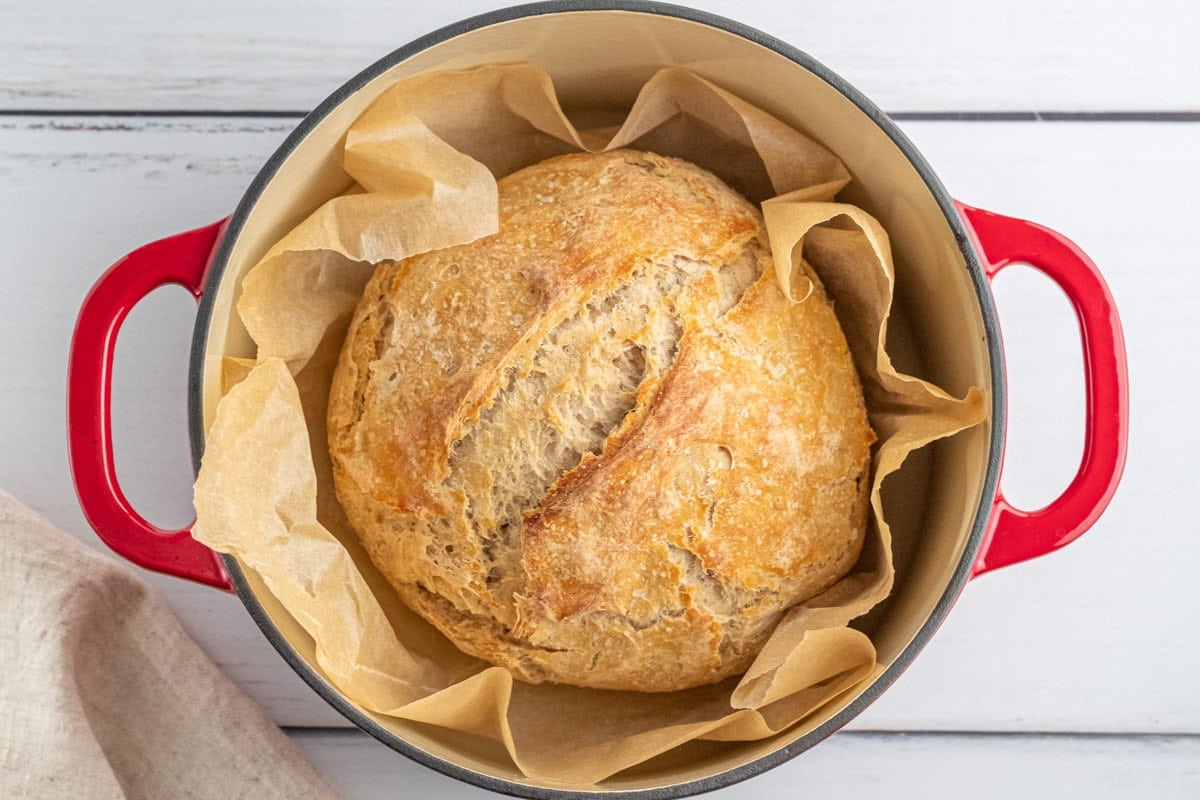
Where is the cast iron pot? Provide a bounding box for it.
[67,2,1129,797]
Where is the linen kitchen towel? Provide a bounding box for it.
[0,489,342,800]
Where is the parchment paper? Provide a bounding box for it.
[193,63,986,785]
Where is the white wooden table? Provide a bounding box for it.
[3,1,1198,796]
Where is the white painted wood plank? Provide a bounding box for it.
[0,117,1196,733]
[0,116,348,727]
[2,1,1197,113]
[853,120,1199,732]
[289,729,1200,798]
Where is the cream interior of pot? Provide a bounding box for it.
[199,9,994,793]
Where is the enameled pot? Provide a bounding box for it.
[66,2,1129,797]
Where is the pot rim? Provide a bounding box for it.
[187,2,1006,797]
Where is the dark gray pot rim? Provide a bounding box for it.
[188,2,1005,797]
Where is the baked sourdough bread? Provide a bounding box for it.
[327,150,874,692]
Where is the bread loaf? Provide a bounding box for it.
[327,150,874,692]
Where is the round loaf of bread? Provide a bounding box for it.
[327,150,874,692]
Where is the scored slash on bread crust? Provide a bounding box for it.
[327,150,874,692]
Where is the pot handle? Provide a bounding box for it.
[67,221,233,592]
[957,203,1129,577]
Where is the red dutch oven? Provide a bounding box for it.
[66,2,1128,797]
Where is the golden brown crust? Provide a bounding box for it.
[328,150,874,692]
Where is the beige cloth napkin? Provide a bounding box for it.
[0,489,342,800]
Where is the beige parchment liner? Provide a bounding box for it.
[193,64,986,786]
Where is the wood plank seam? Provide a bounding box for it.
[3,110,1200,121]
[280,728,1200,740]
